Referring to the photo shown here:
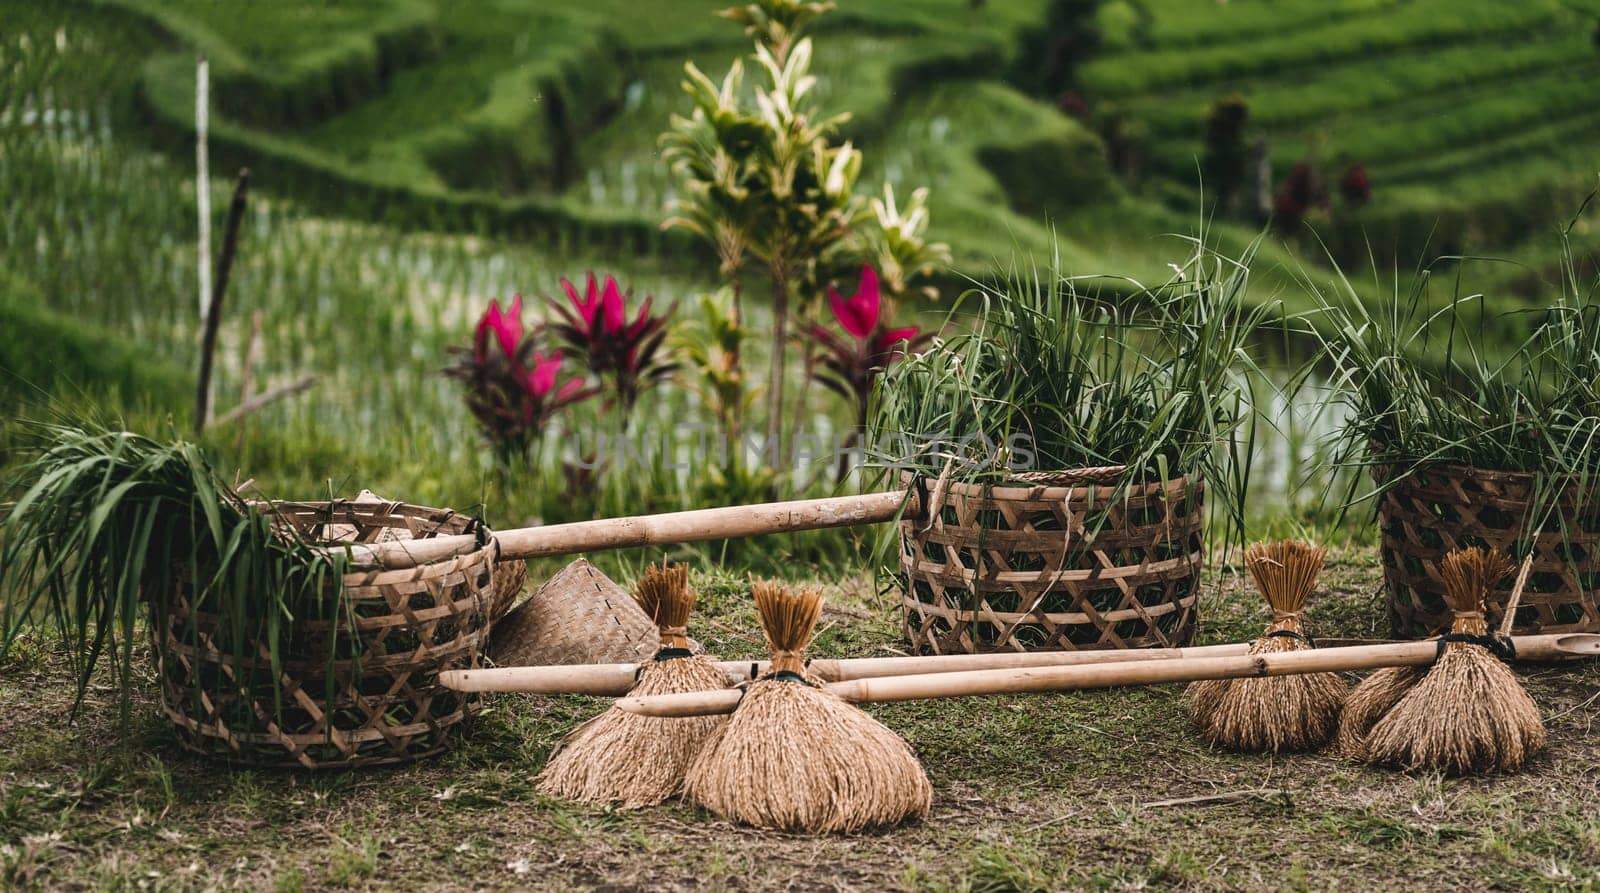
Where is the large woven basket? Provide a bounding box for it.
[898,469,1205,653]
[1377,462,1600,637]
[152,499,501,769]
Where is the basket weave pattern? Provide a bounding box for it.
[1378,464,1600,637]
[153,501,497,769]
[899,470,1204,653]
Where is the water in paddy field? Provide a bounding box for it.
[1243,378,1361,524]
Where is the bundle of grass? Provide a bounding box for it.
[1349,547,1547,773]
[681,582,931,834]
[535,562,729,808]
[0,425,347,716]
[1188,540,1347,752]
[1312,233,1600,638]
[873,234,1269,520]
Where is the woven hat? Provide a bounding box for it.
[490,559,681,666]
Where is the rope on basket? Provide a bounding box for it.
[1499,550,1536,639]
[917,458,958,535]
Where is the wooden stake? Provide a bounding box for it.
[195,55,210,322]
[438,641,1255,695]
[617,634,1600,717]
[194,168,250,434]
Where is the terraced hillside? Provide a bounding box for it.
[1084,0,1600,280]
[90,0,1600,293]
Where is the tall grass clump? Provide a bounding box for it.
[0,424,349,716]
[871,236,1273,544]
[1311,218,1600,520]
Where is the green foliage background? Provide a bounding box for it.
[5,0,1600,564]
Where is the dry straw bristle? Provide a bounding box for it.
[634,562,693,641]
[535,563,729,808]
[1188,540,1346,752]
[683,582,931,834]
[1334,666,1424,759]
[1363,547,1545,774]
[752,579,821,670]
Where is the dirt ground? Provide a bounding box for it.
[2,549,1597,891]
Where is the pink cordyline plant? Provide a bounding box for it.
[811,264,930,456]
[447,295,595,464]
[550,272,677,411]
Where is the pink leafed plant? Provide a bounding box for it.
[549,272,677,411]
[811,264,930,441]
[447,295,595,464]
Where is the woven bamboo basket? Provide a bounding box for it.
[1376,462,1600,637]
[898,469,1205,653]
[151,500,500,769]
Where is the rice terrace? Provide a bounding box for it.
[4,0,1600,889]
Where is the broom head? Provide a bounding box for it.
[1363,547,1546,774]
[682,582,931,833]
[635,561,694,650]
[1189,540,1346,752]
[1334,666,1424,759]
[536,562,729,807]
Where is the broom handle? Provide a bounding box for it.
[438,641,1255,695]
[333,490,912,569]
[617,633,1600,717]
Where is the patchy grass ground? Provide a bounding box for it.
[2,549,1597,891]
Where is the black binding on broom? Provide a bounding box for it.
[763,669,814,686]
[1433,632,1517,661]
[1266,629,1316,647]
[630,647,699,683]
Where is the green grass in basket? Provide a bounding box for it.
[1309,207,1600,526]
[0,423,349,719]
[870,232,1278,548]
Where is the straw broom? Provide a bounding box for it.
[1336,547,1518,761]
[534,562,730,807]
[1357,547,1546,774]
[680,582,931,834]
[1187,540,1347,752]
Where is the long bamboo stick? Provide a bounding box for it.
[330,489,912,568]
[616,633,1600,717]
[438,642,1255,695]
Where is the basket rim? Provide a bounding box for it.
[254,498,478,536]
[1367,444,1600,489]
[247,497,502,583]
[898,467,1202,500]
[900,589,1199,626]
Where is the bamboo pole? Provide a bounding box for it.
[616,634,1600,717]
[334,489,912,568]
[438,642,1255,695]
